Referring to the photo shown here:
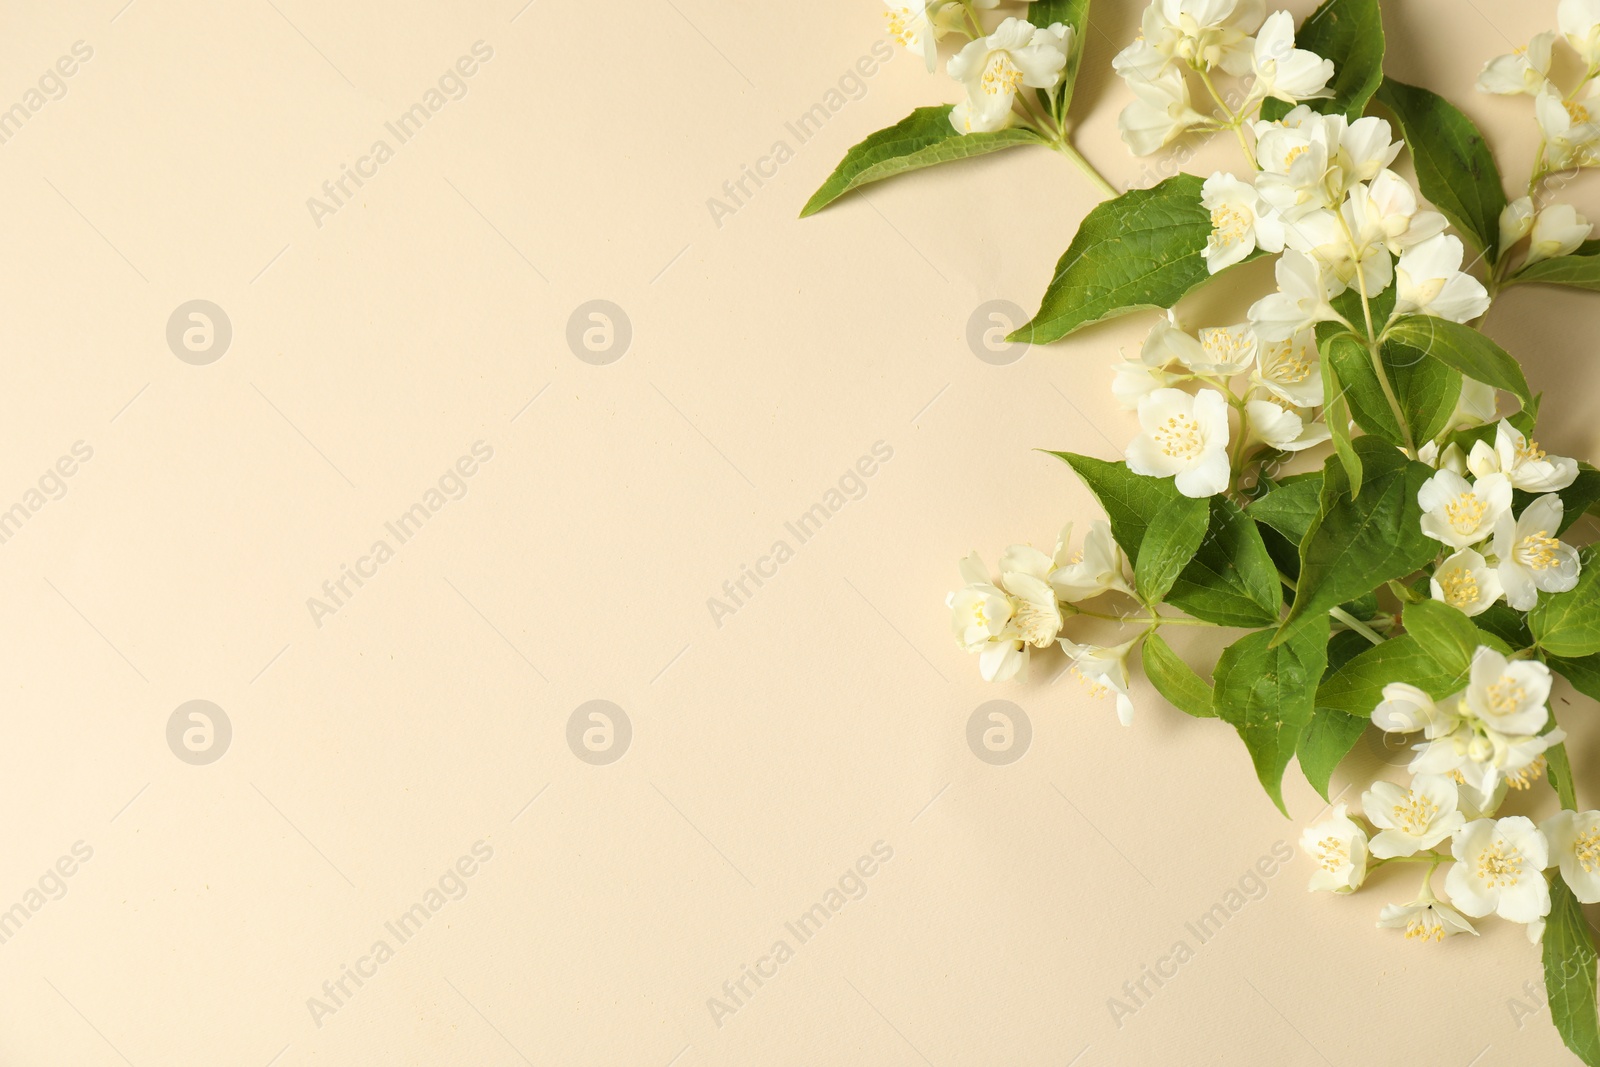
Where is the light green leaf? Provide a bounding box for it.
[1261,0,1384,122]
[1326,333,1462,447]
[1142,633,1216,718]
[1402,600,1510,674]
[1049,453,1181,566]
[1374,77,1508,259]
[1386,316,1533,408]
[800,107,1040,217]
[1164,495,1282,627]
[1509,239,1600,290]
[1548,739,1580,810]
[1530,546,1600,657]
[1544,878,1600,1067]
[1297,708,1367,802]
[1276,439,1436,645]
[1214,617,1331,815]
[1134,494,1210,603]
[1318,332,1365,495]
[1011,175,1262,344]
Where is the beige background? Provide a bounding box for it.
[0,0,1596,1064]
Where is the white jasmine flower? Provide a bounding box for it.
[1334,114,1404,188]
[1535,88,1600,170]
[1418,440,1469,476]
[1193,322,1259,375]
[1500,196,1536,251]
[1058,638,1138,725]
[1302,804,1369,893]
[1476,32,1556,96]
[1049,520,1135,602]
[1117,66,1208,155]
[1254,117,1334,220]
[1112,346,1180,409]
[1560,0,1600,68]
[1252,328,1323,407]
[1118,0,1265,78]
[1377,897,1478,942]
[1247,10,1334,104]
[947,550,1062,681]
[1362,774,1466,858]
[1244,399,1331,452]
[1493,494,1582,610]
[948,18,1068,133]
[1541,809,1600,904]
[1372,683,1457,736]
[1431,548,1504,617]
[1201,172,1285,272]
[1446,816,1552,924]
[1527,204,1592,265]
[1463,648,1551,737]
[1247,249,1342,341]
[1394,234,1491,323]
[1125,387,1232,498]
[1467,420,1580,492]
[1460,776,1509,820]
[1285,195,1394,297]
[883,0,965,70]
[1417,469,1512,548]
[1361,170,1448,255]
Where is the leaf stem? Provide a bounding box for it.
[1048,137,1117,198]
[1330,605,1385,646]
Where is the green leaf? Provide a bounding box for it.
[1297,708,1368,802]
[1049,453,1178,565]
[1164,495,1282,627]
[1549,739,1580,810]
[1509,239,1600,290]
[1549,653,1600,702]
[1250,475,1324,547]
[1030,0,1092,113]
[1214,617,1331,815]
[1011,175,1262,344]
[800,107,1040,217]
[1134,494,1210,603]
[1326,333,1461,447]
[1261,0,1384,122]
[1402,599,1510,673]
[1142,633,1216,718]
[1374,77,1508,259]
[1316,634,1473,714]
[1276,439,1436,645]
[1475,602,1533,649]
[1530,546,1600,657]
[1318,333,1365,495]
[1544,877,1600,1067]
[1387,316,1533,409]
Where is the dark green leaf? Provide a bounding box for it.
[1262,0,1384,122]
[1509,239,1600,290]
[1297,708,1368,802]
[1249,475,1325,569]
[1327,333,1462,446]
[1387,316,1533,409]
[1549,653,1600,703]
[1142,633,1216,718]
[1030,0,1092,113]
[1514,463,1600,536]
[1214,617,1331,814]
[1048,453,1180,565]
[1530,546,1600,658]
[1475,602,1533,649]
[1544,878,1600,1067]
[1374,77,1508,259]
[1134,494,1210,603]
[800,107,1040,217]
[1165,495,1282,627]
[1276,439,1436,645]
[1011,175,1262,344]
[1548,739,1579,810]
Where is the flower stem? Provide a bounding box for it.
[1049,137,1117,198]
[1330,605,1385,646]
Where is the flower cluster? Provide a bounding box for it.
[882,1,1077,134]
[1416,421,1581,616]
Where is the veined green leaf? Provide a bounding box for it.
[1544,878,1600,1067]
[1530,546,1600,657]
[1374,77,1508,259]
[1316,633,1471,714]
[1134,494,1210,603]
[1011,175,1263,344]
[1318,332,1365,494]
[1402,600,1510,674]
[1327,333,1461,447]
[1297,708,1367,802]
[1142,633,1215,718]
[1386,316,1533,409]
[1214,617,1331,815]
[800,107,1040,217]
[1508,239,1600,290]
[1164,495,1281,627]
